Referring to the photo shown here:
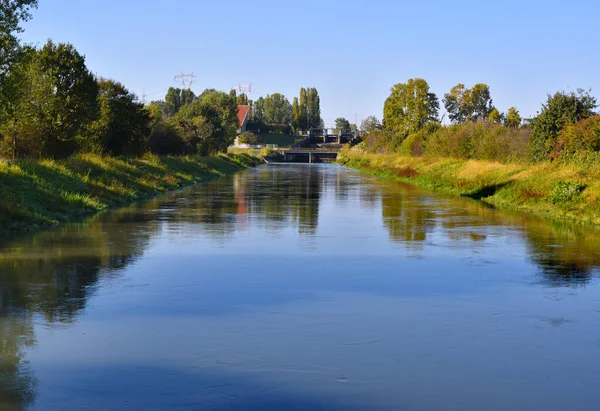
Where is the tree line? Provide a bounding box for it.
[360,77,599,163]
[243,87,322,134]
[0,1,273,158]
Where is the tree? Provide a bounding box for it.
[307,88,321,129]
[237,93,249,106]
[470,83,494,121]
[488,108,502,124]
[176,89,239,153]
[87,78,150,156]
[263,93,292,124]
[298,88,308,131]
[253,97,265,122]
[443,83,494,123]
[0,0,38,86]
[530,89,597,161]
[359,116,382,136]
[1,41,99,158]
[335,117,351,132]
[383,78,439,136]
[505,107,521,128]
[164,88,195,117]
[291,97,301,133]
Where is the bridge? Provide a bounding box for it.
[280,147,341,163]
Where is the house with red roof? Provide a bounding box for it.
[237,105,250,134]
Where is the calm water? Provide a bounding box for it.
[1,164,599,411]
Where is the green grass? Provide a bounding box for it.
[256,133,298,147]
[338,150,600,227]
[0,152,262,238]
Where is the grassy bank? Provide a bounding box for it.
[0,152,262,238]
[339,150,600,227]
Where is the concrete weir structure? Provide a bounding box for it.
[280,148,340,163]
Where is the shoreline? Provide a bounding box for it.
[338,150,600,228]
[0,152,262,240]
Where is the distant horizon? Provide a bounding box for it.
[19,0,600,127]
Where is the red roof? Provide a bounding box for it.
[237,105,250,127]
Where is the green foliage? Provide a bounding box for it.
[164,87,196,117]
[87,78,150,156]
[238,131,258,145]
[335,117,351,132]
[399,123,441,157]
[291,97,301,133]
[443,83,494,123]
[530,89,597,162]
[488,108,502,124]
[298,87,321,131]
[553,116,600,159]
[253,97,265,121]
[383,78,439,137]
[263,93,292,124]
[359,116,382,136]
[0,40,99,158]
[0,0,38,87]
[237,93,249,106]
[505,107,521,128]
[550,180,586,204]
[424,121,531,162]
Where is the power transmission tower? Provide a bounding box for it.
[174,72,197,89]
[232,82,255,96]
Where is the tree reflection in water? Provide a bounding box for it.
[1,164,599,408]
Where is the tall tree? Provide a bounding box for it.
[488,108,502,124]
[237,93,249,106]
[2,41,99,158]
[87,78,150,156]
[383,78,439,136]
[359,116,382,136]
[0,0,38,86]
[263,93,292,124]
[335,117,351,132]
[164,87,182,117]
[505,107,522,128]
[253,97,265,122]
[443,83,494,123]
[291,97,301,133]
[298,88,309,131]
[530,89,597,161]
[307,88,321,130]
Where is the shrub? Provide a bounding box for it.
[423,121,531,162]
[400,123,441,156]
[530,90,597,162]
[550,180,586,204]
[552,116,600,159]
[238,131,258,145]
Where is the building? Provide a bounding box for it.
[237,105,250,133]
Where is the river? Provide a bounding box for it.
[1,164,599,410]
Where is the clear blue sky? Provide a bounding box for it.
[19,0,600,127]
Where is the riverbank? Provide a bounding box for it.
[338,150,600,227]
[0,152,262,238]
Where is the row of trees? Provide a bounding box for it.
[248,87,322,134]
[365,77,598,162]
[0,1,241,158]
[147,88,239,155]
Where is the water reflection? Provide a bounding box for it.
[0,164,599,409]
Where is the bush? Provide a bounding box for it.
[552,116,600,159]
[550,180,586,204]
[530,90,597,162]
[422,121,531,162]
[238,131,258,145]
[400,123,441,156]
